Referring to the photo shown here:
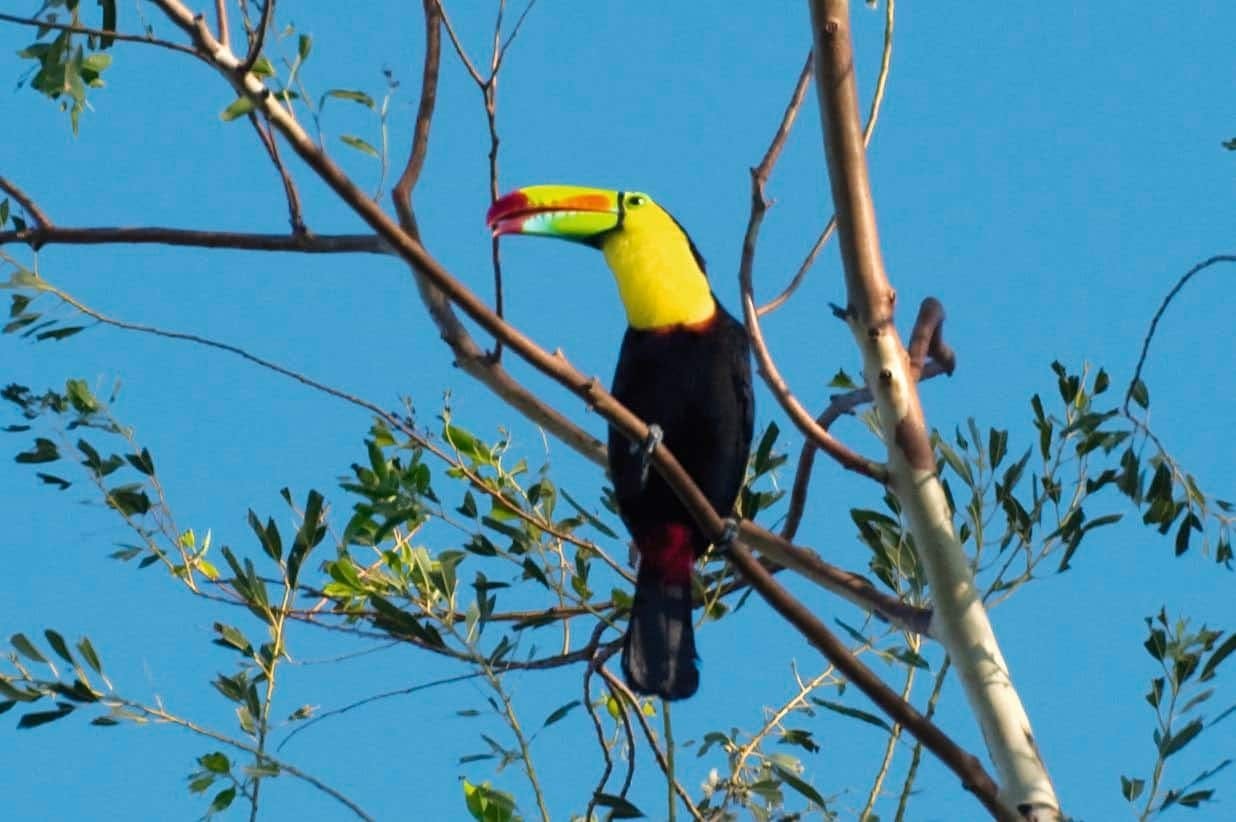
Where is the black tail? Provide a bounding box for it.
[621,568,699,700]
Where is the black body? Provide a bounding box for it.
[609,300,753,699]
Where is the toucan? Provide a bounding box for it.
[487,185,753,700]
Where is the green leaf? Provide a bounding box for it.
[208,787,236,814]
[43,630,74,664]
[76,637,103,674]
[18,703,75,729]
[462,779,517,822]
[810,698,892,732]
[1129,378,1150,410]
[340,134,379,158]
[298,34,313,61]
[36,472,70,490]
[249,57,275,77]
[560,489,618,539]
[15,437,60,464]
[81,53,111,74]
[65,378,99,413]
[199,752,231,774]
[828,369,857,389]
[541,699,581,729]
[35,325,84,342]
[1200,633,1236,682]
[125,448,155,476]
[220,96,255,121]
[772,764,828,809]
[592,793,645,818]
[11,633,48,663]
[324,89,375,108]
[1159,718,1203,758]
[1121,775,1145,802]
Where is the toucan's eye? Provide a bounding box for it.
[627,195,646,207]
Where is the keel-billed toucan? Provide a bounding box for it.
[487,185,753,700]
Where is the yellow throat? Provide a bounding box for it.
[600,202,715,330]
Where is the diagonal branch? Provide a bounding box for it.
[736,56,887,482]
[759,0,894,316]
[724,542,1011,819]
[238,0,275,74]
[389,0,606,464]
[0,176,54,231]
[806,1,1056,816]
[0,11,204,60]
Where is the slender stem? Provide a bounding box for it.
[860,636,919,819]
[0,11,204,59]
[601,671,705,822]
[112,698,374,820]
[663,701,677,822]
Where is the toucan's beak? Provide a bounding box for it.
[486,184,621,242]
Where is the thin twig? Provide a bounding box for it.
[214,0,230,48]
[583,627,622,821]
[724,541,1010,819]
[0,11,204,60]
[246,114,308,234]
[781,362,948,542]
[735,55,887,482]
[238,0,274,74]
[758,0,894,315]
[1123,255,1236,417]
[600,670,705,822]
[860,636,919,819]
[0,176,53,230]
[0,226,386,253]
[111,697,374,820]
[895,658,951,822]
[435,0,485,85]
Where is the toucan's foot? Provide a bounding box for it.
[634,423,664,489]
[715,517,740,554]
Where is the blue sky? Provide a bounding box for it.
[2,2,1234,820]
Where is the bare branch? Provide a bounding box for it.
[1124,255,1236,416]
[781,361,949,543]
[906,297,955,379]
[0,11,203,60]
[238,0,274,74]
[736,57,887,482]
[0,176,54,233]
[214,0,230,48]
[436,0,485,86]
[247,114,308,234]
[600,669,705,822]
[0,226,387,253]
[759,0,895,315]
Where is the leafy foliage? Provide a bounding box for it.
[1122,609,1235,818]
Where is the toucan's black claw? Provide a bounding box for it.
[634,423,664,489]
[715,517,740,554]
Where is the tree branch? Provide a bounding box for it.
[736,55,887,481]
[238,0,274,74]
[724,542,1013,819]
[0,226,387,253]
[0,11,203,60]
[0,176,54,231]
[759,0,894,316]
[806,1,1056,816]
